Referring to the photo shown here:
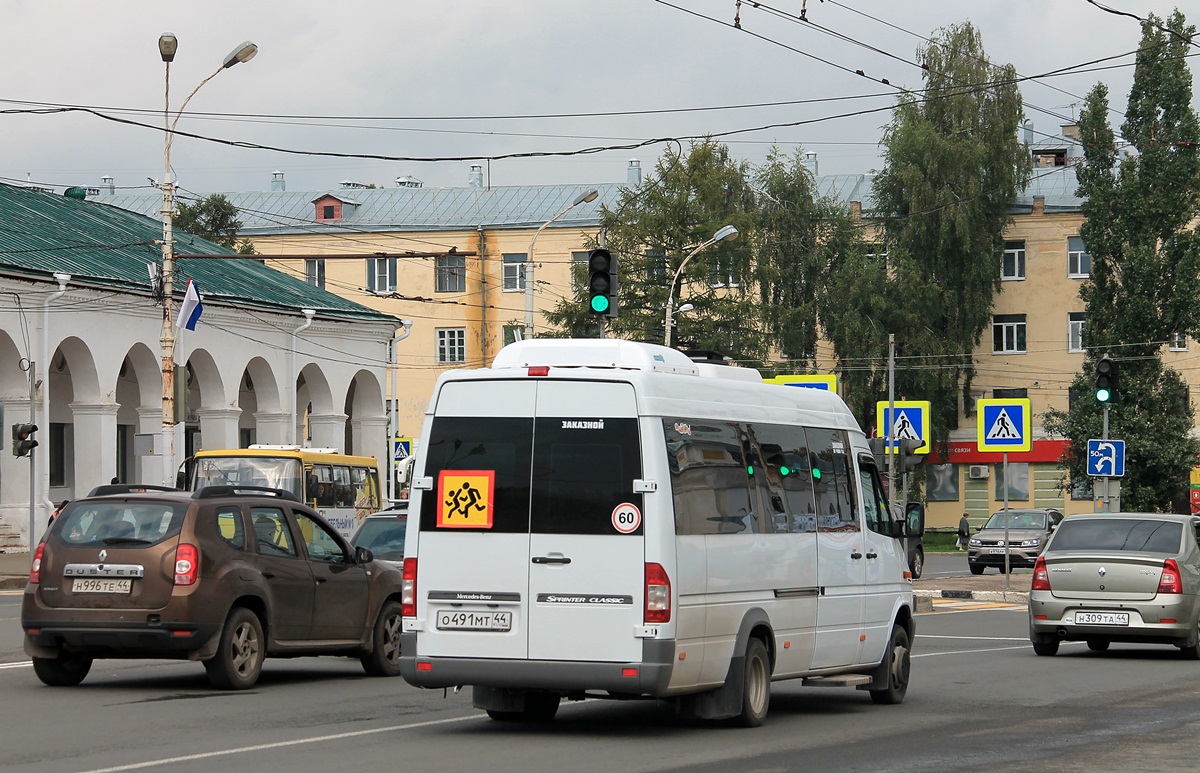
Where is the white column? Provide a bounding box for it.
[69,401,120,498]
[351,415,388,460]
[308,413,348,451]
[253,411,291,446]
[194,407,242,452]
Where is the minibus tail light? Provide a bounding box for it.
[1031,556,1051,591]
[402,557,418,617]
[527,366,550,377]
[1158,559,1182,595]
[645,562,671,623]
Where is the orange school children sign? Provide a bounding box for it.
[437,470,495,528]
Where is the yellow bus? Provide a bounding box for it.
[186,445,382,539]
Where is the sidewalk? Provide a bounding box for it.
[0,548,30,590]
[913,569,1030,611]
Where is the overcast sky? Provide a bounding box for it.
[1,1,1194,198]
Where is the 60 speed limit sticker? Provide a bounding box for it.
[611,502,642,534]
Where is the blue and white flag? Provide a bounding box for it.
[175,278,204,331]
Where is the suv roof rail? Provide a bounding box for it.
[86,484,179,497]
[193,485,301,502]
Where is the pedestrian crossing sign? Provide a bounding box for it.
[875,401,931,454]
[976,398,1031,452]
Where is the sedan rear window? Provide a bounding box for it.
[55,501,186,546]
[1050,518,1182,554]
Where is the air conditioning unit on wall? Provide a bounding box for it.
[968,464,991,480]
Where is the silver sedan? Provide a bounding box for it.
[1028,512,1200,657]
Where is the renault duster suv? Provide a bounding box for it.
[22,484,404,689]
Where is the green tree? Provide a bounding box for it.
[545,140,761,360]
[866,21,1028,446]
[1043,11,1200,512]
[176,193,255,253]
[754,148,862,375]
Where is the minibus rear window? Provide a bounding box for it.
[530,417,642,535]
[419,417,533,533]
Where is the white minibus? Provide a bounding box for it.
[399,339,920,725]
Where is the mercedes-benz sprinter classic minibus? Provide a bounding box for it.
[399,339,919,725]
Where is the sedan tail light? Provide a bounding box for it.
[173,543,199,586]
[1031,556,1051,591]
[402,557,417,617]
[29,543,44,585]
[1157,558,1183,595]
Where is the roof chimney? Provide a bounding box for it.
[627,159,642,186]
[100,175,114,195]
[395,175,423,188]
[271,171,286,192]
[802,152,818,178]
[468,164,484,188]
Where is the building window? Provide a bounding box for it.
[436,328,466,364]
[992,314,1027,354]
[995,462,1030,501]
[1170,333,1188,352]
[502,254,526,292]
[865,243,888,262]
[1002,240,1026,281]
[1068,312,1085,352]
[366,257,396,294]
[436,253,465,293]
[571,251,590,291]
[49,423,67,487]
[305,258,326,289]
[503,324,522,346]
[926,463,960,502]
[322,204,336,220]
[1068,236,1091,278]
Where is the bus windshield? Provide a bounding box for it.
[192,456,304,499]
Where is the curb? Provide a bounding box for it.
[914,588,1029,605]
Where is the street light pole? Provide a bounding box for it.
[663,225,738,348]
[523,188,598,340]
[157,34,257,487]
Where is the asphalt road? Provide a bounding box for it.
[4,590,1200,773]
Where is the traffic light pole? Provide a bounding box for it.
[1101,403,1110,512]
[27,359,35,547]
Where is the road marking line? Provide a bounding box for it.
[76,714,480,773]
[0,661,30,670]
[920,635,1029,641]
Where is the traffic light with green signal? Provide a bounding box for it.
[587,248,618,318]
[1095,357,1119,403]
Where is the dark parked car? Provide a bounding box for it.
[22,484,405,689]
[350,507,408,570]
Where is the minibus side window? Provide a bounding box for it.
[807,429,858,532]
[530,418,642,535]
[858,455,890,536]
[419,417,532,534]
[743,423,818,534]
[664,419,757,535]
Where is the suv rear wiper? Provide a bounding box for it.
[102,537,152,546]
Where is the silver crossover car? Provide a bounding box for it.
[1028,512,1200,658]
[968,508,1062,574]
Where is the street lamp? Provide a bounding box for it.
[663,225,738,347]
[158,34,257,486]
[524,188,599,339]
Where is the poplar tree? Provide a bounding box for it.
[1043,11,1200,511]
[865,21,1028,447]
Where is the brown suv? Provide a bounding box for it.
[22,484,405,689]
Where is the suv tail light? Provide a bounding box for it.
[402,557,417,617]
[29,543,44,585]
[645,562,671,624]
[1158,559,1183,595]
[173,543,199,586]
[1031,556,1051,591]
